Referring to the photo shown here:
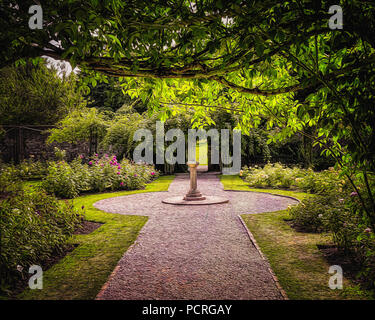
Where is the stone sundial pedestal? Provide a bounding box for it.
[183,161,206,201]
[162,161,229,205]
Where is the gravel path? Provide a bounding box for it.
[94,173,298,300]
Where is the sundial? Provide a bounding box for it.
[162,161,229,205]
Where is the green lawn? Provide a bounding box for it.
[19,175,174,300]
[220,175,373,300]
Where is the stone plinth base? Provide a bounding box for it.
[162,196,229,205]
[183,190,205,201]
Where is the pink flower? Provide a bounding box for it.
[117,172,121,175]
[118,165,121,169]
[88,161,93,165]
[134,174,138,177]
[95,153,98,157]
[350,191,358,197]
[120,182,124,186]
[79,154,84,159]
[339,198,344,203]
[364,228,372,233]
[151,172,155,176]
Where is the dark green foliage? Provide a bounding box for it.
[0,172,82,293]
[241,128,271,164]
[84,75,146,113]
[41,160,82,198]
[0,165,23,198]
[100,112,152,159]
[290,194,343,233]
[0,62,85,125]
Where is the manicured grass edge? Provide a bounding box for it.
[17,176,175,300]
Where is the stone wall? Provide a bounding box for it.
[0,125,94,163]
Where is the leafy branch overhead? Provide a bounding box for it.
[1,1,374,96]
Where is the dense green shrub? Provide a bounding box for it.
[322,200,367,251]
[21,160,48,180]
[0,62,85,126]
[100,113,150,159]
[41,160,82,198]
[289,193,345,233]
[0,165,22,198]
[0,179,82,292]
[41,154,159,198]
[295,167,348,194]
[0,159,48,182]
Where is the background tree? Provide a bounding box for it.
[0,61,85,125]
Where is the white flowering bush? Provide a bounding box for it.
[242,163,305,189]
[241,163,349,194]
[295,167,346,194]
[289,193,345,232]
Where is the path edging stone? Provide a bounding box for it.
[237,215,289,300]
[95,220,150,300]
[96,265,121,300]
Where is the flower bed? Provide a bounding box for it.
[41,154,159,198]
[241,163,348,194]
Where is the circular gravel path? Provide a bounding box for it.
[94,173,298,300]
